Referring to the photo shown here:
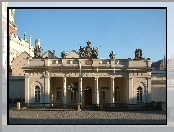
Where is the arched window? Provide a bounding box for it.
[137,87,142,102]
[115,87,120,101]
[35,86,41,102]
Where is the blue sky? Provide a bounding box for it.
[13,8,166,62]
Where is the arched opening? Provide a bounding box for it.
[137,86,143,102]
[35,86,41,102]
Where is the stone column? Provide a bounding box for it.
[63,76,67,106]
[111,77,115,105]
[79,77,82,105]
[147,77,151,102]
[45,75,50,107]
[95,77,99,105]
[25,74,29,106]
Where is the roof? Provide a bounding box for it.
[11,51,31,63]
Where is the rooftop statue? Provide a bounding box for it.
[92,47,98,58]
[134,49,144,59]
[86,41,91,48]
[109,51,116,59]
[79,41,98,58]
[34,45,42,58]
[61,51,68,58]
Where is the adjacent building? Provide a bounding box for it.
[2,4,35,77]
[151,55,166,71]
[8,9,35,67]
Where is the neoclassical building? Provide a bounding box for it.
[11,41,166,107]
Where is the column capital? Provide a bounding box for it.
[95,77,99,80]
[45,75,50,78]
[25,74,29,78]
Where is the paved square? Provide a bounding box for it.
[9,110,166,125]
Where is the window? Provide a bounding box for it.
[56,87,61,101]
[115,87,120,101]
[35,86,40,102]
[137,87,143,102]
[71,91,76,101]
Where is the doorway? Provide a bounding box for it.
[84,86,92,105]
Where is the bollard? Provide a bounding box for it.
[77,103,81,112]
[17,102,20,110]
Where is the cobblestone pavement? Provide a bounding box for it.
[9,110,166,124]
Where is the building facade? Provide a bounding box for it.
[11,41,167,107]
[3,6,35,68]
[7,8,40,101]
[2,5,35,78]
[8,8,35,66]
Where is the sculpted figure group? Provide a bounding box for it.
[134,49,144,59]
[79,41,98,58]
[109,51,116,59]
[34,45,42,58]
[60,41,144,60]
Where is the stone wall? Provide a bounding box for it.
[9,72,25,100]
